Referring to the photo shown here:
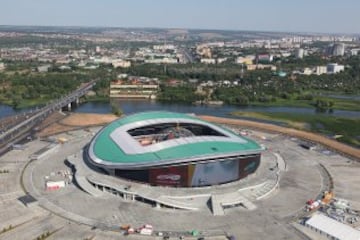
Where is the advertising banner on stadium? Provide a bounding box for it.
[149,165,188,187]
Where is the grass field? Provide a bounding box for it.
[250,97,360,111]
[232,111,360,148]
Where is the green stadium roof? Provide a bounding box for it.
[88,111,262,169]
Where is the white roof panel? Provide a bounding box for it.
[306,213,360,240]
[110,118,247,155]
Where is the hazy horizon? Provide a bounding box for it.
[0,24,358,36]
[0,0,360,34]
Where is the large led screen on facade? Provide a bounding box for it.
[147,154,260,187]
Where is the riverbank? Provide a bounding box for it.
[2,93,360,112]
[249,97,360,111]
[0,97,50,110]
[37,112,360,161]
[231,111,360,148]
[0,95,108,110]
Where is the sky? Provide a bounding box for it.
[0,0,359,34]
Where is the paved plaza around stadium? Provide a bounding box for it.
[0,113,360,239]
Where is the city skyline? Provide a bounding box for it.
[0,0,360,34]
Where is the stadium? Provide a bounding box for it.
[87,111,263,187]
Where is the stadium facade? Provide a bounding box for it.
[87,111,263,187]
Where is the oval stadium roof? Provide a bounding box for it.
[88,111,262,169]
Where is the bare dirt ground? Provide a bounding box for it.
[37,113,117,137]
[60,113,118,126]
[37,113,360,160]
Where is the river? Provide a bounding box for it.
[73,100,360,119]
[0,104,30,118]
[1,100,359,120]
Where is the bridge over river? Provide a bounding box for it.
[0,80,97,155]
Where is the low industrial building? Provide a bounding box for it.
[305,213,360,240]
[327,63,345,74]
[109,80,159,99]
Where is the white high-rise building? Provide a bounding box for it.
[332,43,345,56]
[295,48,304,59]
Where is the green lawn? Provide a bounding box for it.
[15,98,50,109]
[250,97,360,111]
[232,111,360,148]
[81,95,109,103]
[250,99,313,108]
